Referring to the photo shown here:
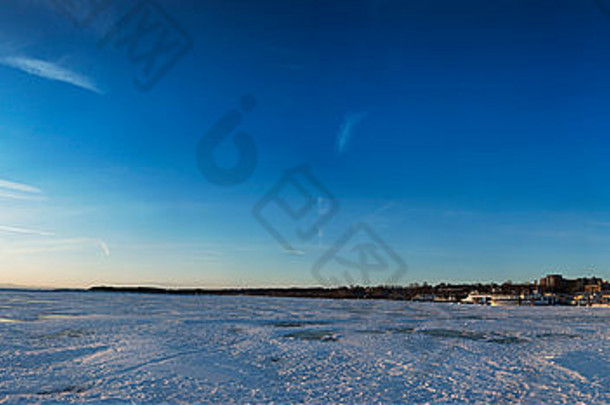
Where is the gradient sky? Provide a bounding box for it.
[2,0,610,288]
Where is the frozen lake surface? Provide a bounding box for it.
[0,290,608,404]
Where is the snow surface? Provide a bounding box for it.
[0,290,608,404]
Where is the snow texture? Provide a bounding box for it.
[0,290,608,403]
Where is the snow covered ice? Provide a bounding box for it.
[0,290,608,403]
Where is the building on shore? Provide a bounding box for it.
[538,274,608,294]
[458,274,609,306]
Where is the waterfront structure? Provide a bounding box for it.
[461,292,492,305]
[460,274,609,306]
[490,294,520,306]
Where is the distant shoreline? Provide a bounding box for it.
[62,278,610,307]
[2,276,608,307]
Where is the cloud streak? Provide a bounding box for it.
[0,178,45,201]
[0,225,55,237]
[284,248,306,256]
[0,56,102,94]
[336,112,368,154]
[0,177,109,257]
[0,179,42,194]
[1,238,110,257]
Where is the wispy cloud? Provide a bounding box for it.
[284,248,306,256]
[0,225,55,237]
[336,112,368,154]
[2,238,110,257]
[0,179,41,194]
[98,239,111,256]
[0,56,102,94]
[0,177,110,257]
[0,178,45,201]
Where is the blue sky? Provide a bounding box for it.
[1,0,610,287]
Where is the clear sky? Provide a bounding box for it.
[1,0,610,288]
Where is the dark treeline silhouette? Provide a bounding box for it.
[49,274,605,304]
[86,282,535,302]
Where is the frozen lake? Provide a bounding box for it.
[0,290,608,403]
